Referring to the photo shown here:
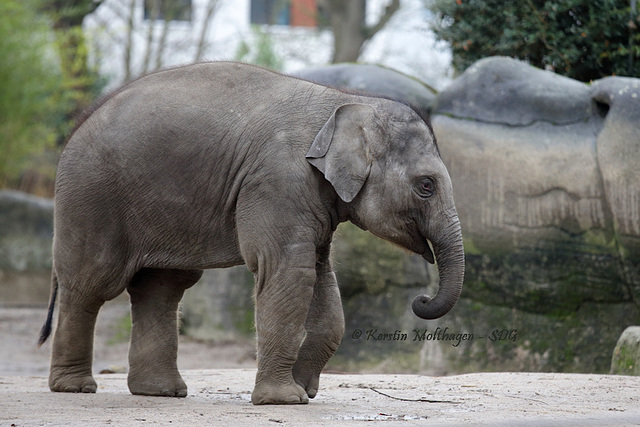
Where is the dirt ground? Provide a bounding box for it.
[2,302,640,426]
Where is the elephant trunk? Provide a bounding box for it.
[412,217,465,320]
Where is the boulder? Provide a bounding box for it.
[591,77,640,303]
[435,56,595,126]
[0,190,53,272]
[0,191,53,304]
[429,56,640,373]
[180,266,254,342]
[611,326,640,375]
[294,63,437,116]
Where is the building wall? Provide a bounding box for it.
[84,0,451,91]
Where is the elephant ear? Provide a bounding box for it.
[306,104,378,203]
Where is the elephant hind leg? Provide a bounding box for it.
[49,257,136,393]
[49,290,104,393]
[126,268,202,397]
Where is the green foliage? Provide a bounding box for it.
[39,0,103,27]
[0,0,105,191]
[0,0,62,186]
[41,0,106,143]
[235,26,283,71]
[428,0,640,81]
[51,25,106,139]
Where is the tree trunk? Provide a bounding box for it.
[326,0,366,63]
[39,0,103,143]
[194,0,220,62]
[124,0,136,82]
[320,0,400,63]
[142,1,161,73]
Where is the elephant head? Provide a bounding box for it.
[307,103,464,319]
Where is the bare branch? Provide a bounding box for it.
[123,0,136,82]
[370,388,462,404]
[194,0,221,62]
[142,1,161,73]
[365,0,400,39]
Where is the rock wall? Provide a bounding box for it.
[294,63,436,116]
[0,191,53,304]
[434,58,639,309]
[427,57,640,373]
[180,267,254,341]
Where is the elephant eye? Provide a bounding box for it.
[414,177,435,198]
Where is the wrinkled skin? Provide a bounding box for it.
[39,62,464,404]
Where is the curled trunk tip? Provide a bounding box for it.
[412,226,465,320]
[412,293,456,320]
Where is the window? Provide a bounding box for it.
[144,0,192,22]
[250,0,318,27]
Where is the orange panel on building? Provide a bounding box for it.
[291,0,317,27]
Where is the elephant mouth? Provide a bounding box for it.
[422,240,435,264]
[412,222,435,264]
[408,230,435,264]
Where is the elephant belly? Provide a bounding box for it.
[134,216,246,271]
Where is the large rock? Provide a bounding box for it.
[0,190,53,272]
[435,56,595,126]
[591,77,640,302]
[0,191,53,304]
[611,326,640,375]
[428,56,640,373]
[294,63,437,116]
[180,266,254,342]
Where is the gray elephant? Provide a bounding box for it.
[38,62,464,405]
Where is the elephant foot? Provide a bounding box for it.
[251,380,309,405]
[293,368,320,399]
[49,368,97,393]
[128,372,188,397]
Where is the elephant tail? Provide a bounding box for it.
[37,270,58,348]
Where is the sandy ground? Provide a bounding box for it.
[2,302,640,426]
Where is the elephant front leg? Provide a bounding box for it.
[251,249,316,405]
[292,250,345,399]
[126,268,202,397]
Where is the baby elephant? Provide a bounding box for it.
[38,62,464,404]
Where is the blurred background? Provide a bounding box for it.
[1,0,640,378]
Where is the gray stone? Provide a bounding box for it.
[295,63,436,116]
[591,77,640,303]
[328,226,638,375]
[180,266,254,342]
[611,326,640,375]
[434,56,595,126]
[425,56,640,374]
[0,190,53,272]
[0,191,53,304]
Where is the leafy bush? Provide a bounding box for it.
[428,0,640,81]
[0,0,63,186]
[235,26,283,71]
